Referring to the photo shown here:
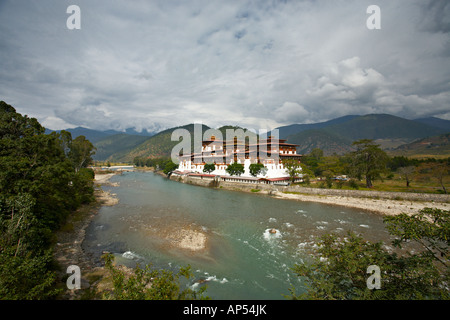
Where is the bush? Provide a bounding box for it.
[102,254,209,300]
[348,179,359,189]
[226,163,245,176]
[290,208,450,300]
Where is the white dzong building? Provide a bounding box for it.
[175,135,302,183]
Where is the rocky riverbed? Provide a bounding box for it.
[53,172,119,299]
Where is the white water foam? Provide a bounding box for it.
[190,273,229,290]
[263,228,282,240]
[122,251,143,260]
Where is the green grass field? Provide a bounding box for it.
[303,173,449,194]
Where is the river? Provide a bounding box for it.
[82,171,393,300]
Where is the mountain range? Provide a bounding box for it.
[46,114,450,161]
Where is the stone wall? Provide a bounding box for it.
[170,174,450,203]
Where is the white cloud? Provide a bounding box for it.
[274,102,309,123]
[41,116,77,131]
[0,0,449,131]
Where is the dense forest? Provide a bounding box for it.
[0,101,96,299]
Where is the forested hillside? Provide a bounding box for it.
[0,101,96,299]
[277,114,449,156]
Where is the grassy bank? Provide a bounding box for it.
[297,173,449,194]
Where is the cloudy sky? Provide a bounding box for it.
[0,0,449,133]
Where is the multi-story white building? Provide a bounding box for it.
[174,135,302,183]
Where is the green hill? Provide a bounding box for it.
[93,133,149,160]
[389,133,450,157]
[413,117,450,132]
[106,123,261,162]
[322,114,444,141]
[108,124,211,162]
[60,113,449,161]
[281,114,448,156]
[274,115,358,139]
[285,129,354,156]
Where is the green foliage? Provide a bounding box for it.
[69,135,96,172]
[225,162,245,176]
[0,101,95,299]
[290,208,450,300]
[116,124,211,162]
[348,179,360,189]
[282,159,302,182]
[0,249,60,299]
[349,139,389,188]
[134,156,169,169]
[384,208,450,263]
[93,133,148,161]
[163,160,179,176]
[102,254,209,300]
[387,156,419,172]
[134,156,181,177]
[249,163,266,177]
[203,163,216,174]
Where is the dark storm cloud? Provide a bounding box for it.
[0,0,449,131]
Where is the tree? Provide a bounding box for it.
[384,208,450,267]
[69,135,96,172]
[349,139,389,188]
[416,161,449,194]
[102,254,209,300]
[249,163,267,177]
[282,159,302,183]
[226,162,245,176]
[432,163,449,194]
[290,208,450,300]
[310,148,323,161]
[398,166,415,187]
[163,160,179,176]
[0,101,96,299]
[203,163,216,174]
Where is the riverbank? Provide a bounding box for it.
[273,191,448,216]
[54,171,209,299]
[169,173,449,216]
[54,170,448,299]
[54,172,120,299]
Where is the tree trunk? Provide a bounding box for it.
[366,176,373,188]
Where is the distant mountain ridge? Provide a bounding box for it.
[45,126,156,143]
[389,133,450,157]
[413,117,450,132]
[274,114,449,156]
[49,113,450,160]
[274,115,359,139]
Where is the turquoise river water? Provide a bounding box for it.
[82,171,394,300]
